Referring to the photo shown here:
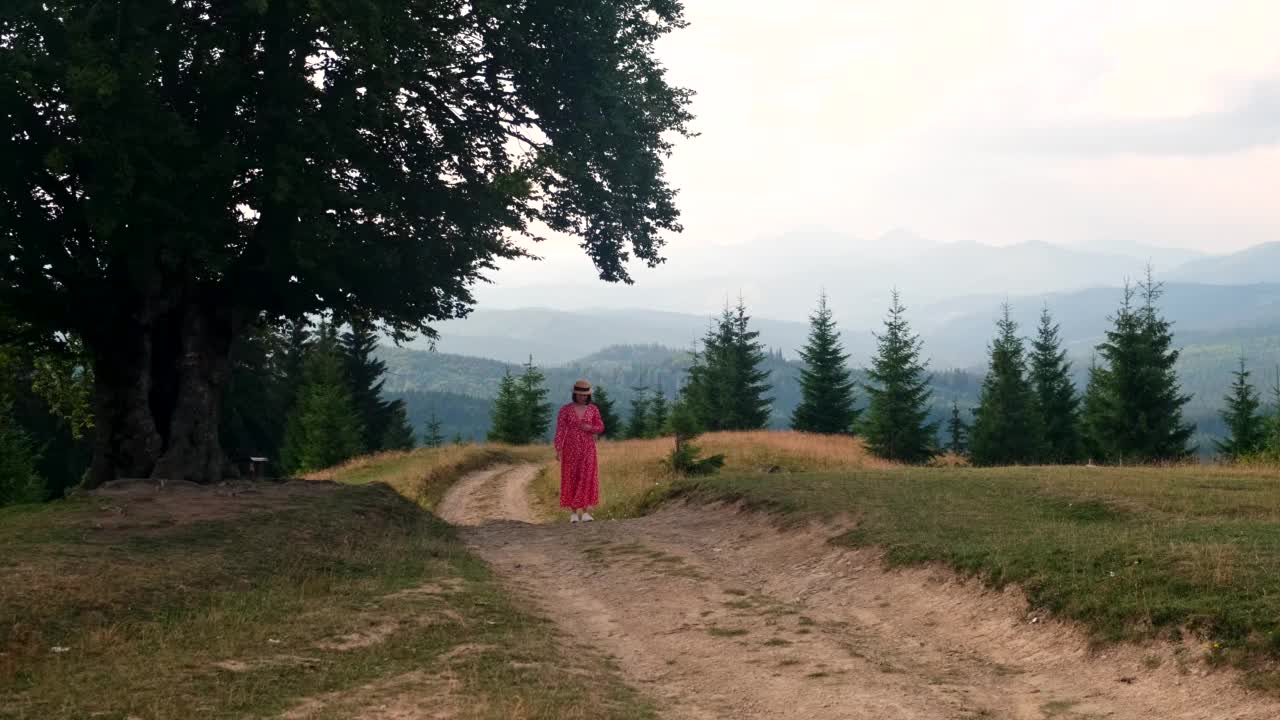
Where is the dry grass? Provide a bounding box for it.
[0,472,651,719]
[532,431,893,519]
[306,443,553,510]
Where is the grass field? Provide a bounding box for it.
[560,432,1280,690]
[0,452,647,720]
[531,431,893,518]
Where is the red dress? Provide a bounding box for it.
[555,403,604,509]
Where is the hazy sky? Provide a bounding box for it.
[489,0,1280,291]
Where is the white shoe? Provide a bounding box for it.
[570,513,580,524]
[581,513,594,523]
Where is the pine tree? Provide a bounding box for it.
[627,387,652,440]
[341,318,396,452]
[453,432,467,446]
[488,371,525,444]
[593,386,621,439]
[649,388,670,437]
[970,305,1044,466]
[381,400,416,451]
[516,357,553,444]
[1030,306,1083,464]
[681,327,726,431]
[792,292,859,434]
[423,413,446,449]
[1216,356,1266,460]
[680,301,773,432]
[280,332,365,474]
[1089,276,1196,463]
[946,400,969,456]
[861,292,938,463]
[727,300,773,430]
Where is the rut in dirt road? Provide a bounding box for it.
[439,464,1280,720]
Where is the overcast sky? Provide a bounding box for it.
[489,0,1279,291]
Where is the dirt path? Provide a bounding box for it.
[439,465,1278,720]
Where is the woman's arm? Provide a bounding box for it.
[553,407,567,454]
[586,406,605,435]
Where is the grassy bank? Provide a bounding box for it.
[1,456,647,719]
[666,463,1280,689]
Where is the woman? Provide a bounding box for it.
[554,379,605,523]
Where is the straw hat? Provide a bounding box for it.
[572,379,593,396]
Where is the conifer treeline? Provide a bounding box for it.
[568,271,1274,467]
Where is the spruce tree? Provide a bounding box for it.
[970,305,1044,466]
[727,300,773,430]
[593,386,621,439]
[649,389,670,437]
[280,333,365,474]
[381,401,416,451]
[681,326,728,431]
[792,293,859,434]
[680,301,772,432]
[946,400,969,456]
[1090,276,1195,463]
[1216,357,1266,460]
[1135,274,1197,459]
[627,387,652,440]
[861,292,937,463]
[1030,306,1083,464]
[515,357,553,444]
[341,319,396,452]
[423,413,446,449]
[488,371,525,444]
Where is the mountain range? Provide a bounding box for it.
[465,233,1276,328]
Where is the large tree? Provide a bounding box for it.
[969,305,1043,466]
[1030,306,1082,464]
[791,292,858,435]
[861,292,936,463]
[1,1,693,485]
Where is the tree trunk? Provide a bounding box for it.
[88,329,163,487]
[86,301,238,488]
[151,305,236,483]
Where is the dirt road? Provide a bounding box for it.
[439,465,1277,719]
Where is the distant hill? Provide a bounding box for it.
[1168,243,1280,285]
[471,232,1263,325]
[409,308,812,365]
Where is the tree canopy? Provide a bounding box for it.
[1,0,693,484]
